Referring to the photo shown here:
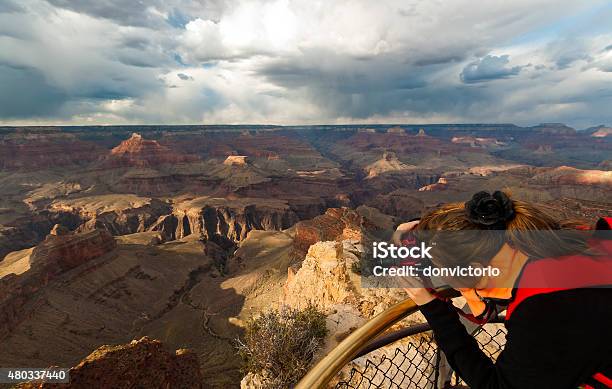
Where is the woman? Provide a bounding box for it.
[401,191,611,389]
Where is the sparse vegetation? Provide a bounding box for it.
[237,304,328,388]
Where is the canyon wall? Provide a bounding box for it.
[0,228,116,338]
[0,133,103,171]
[153,197,300,244]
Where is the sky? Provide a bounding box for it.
[0,0,611,128]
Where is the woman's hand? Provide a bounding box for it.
[404,288,436,306]
[392,220,420,245]
[393,220,437,306]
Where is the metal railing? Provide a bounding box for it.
[296,298,507,389]
[335,319,507,389]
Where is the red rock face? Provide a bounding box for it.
[0,134,103,171]
[163,132,322,159]
[17,337,203,389]
[591,127,612,137]
[105,133,198,168]
[341,132,478,155]
[293,208,362,253]
[0,228,116,338]
[30,228,117,272]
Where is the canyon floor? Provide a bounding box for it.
[0,124,610,387]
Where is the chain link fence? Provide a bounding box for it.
[336,321,507,389]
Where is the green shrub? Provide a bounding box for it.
[237,304,328,388]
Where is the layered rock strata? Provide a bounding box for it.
[0,228,116,338]
[150,197,300,243]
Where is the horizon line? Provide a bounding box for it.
[0,122,604,129]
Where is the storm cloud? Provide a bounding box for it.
[0,0,611,127]
[460,55,523,83]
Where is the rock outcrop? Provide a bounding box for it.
[29,228,116,272]
[591,127,612,138]
[293,208,362,253]
[240,372,267,389]
[209,158,271,189]
[0,228,116,338]
[284,240,413,356]
[17,337,203,389]
[284,240,407,319]
[365,151,413,178]
[0,211,84,261]
[284,242,354,310]
[224,155,250,166]
[105,133,197,168]
[418,177,448,191]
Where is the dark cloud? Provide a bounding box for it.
[46,0,165,27]
[45,0,229,27]
[115,54,160,68]
[120,35,152,50]
[0,64,67,118]
[177,72,193,80]
[460,55,522,83]
[413,54,464,67]
[257,51,474,119]
[258,50,427,94]
[114,32,177,68]
[0,0,24,13]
